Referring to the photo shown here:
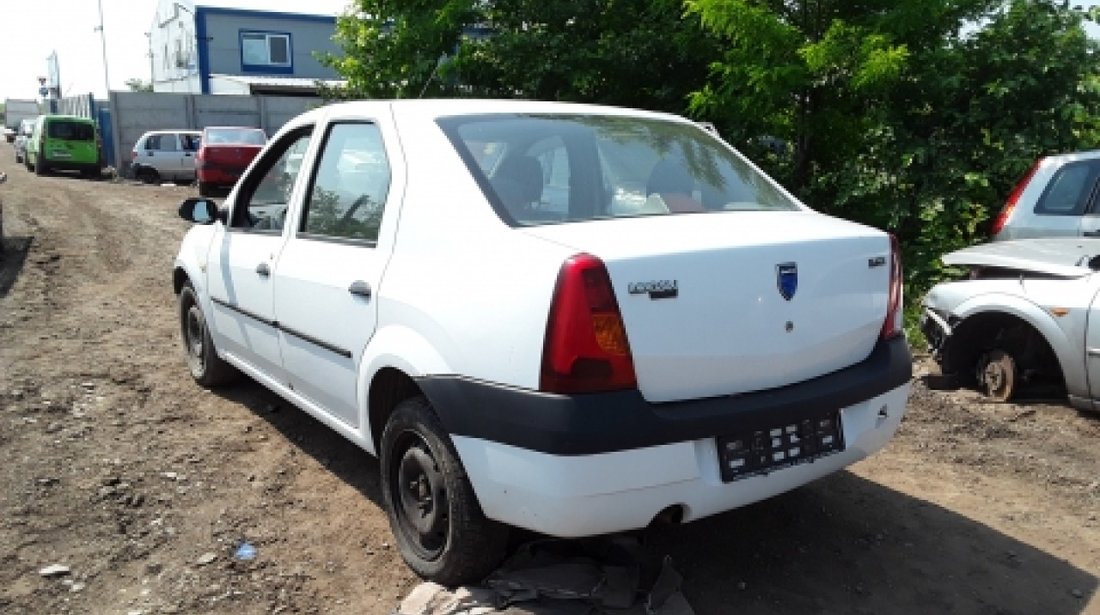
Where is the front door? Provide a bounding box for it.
[204,127,315,384]
[273,120,400,427]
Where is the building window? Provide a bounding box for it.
[240,31,292,70]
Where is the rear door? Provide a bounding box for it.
[47,120,97,165]
[272,117,402,428]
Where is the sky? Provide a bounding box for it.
[0,1,1097,102]
[0,0,351,101]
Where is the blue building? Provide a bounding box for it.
[150,1,344,96]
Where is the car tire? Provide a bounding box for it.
[138,167,159,185]
[34,158,48,176]
[198,181,216,197]
[178,282,238,387]
[381,396,508,585]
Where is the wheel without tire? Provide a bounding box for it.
[381,396,508,585]
[977,349,1016,402]
[178,282,238,386]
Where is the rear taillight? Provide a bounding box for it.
[992,160,1041,236]
[881,234,903,340]
[540,254,637,393]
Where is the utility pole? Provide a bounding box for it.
[95,0,111,96]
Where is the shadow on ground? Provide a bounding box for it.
[0,235,33,298]
[213,381,1097,615]
[646,473,1096,614]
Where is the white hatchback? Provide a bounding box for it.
[173,99,912,584]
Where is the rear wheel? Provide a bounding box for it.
[34,158,48,176]
[178,282,238,386]
[380,396,508,585]
[138,167,159,184]
[198,181,216,197]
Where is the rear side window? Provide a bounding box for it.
[1035,161,1100,215]
[48,121,95,141]
[438,114,799,226]
[300,122,391,244]
[145,134,177,151]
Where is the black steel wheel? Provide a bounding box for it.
[380,396,507,585]
[178,282,237,387]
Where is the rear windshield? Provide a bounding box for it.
[47,121,95,141]
[438,114,799,226]
[205,128,266,146]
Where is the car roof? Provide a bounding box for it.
[284,99,691,130]
[1040,149,1100,164]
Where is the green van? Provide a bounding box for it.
[25,115,103,178]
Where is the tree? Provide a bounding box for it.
[124,78,153,92]
[322,0,718,113]
[687,0,1100,323]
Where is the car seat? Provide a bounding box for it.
[490,156,544,220]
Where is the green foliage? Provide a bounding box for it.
[323,0,719,112]
[124,78,153,92]
[688,0,1100,329]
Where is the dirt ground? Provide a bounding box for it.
[0,153,1097,615]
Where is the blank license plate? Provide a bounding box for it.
[717,410,845,482]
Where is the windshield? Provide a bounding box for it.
[205,128,266,146]
[438,114,799,226]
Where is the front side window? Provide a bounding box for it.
[439,114,799,226]
[1036,161,1099,216]
[230,127,313,232]
[300,123,391,244]
[241,31,292,69]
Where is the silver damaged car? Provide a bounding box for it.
[922,238,1100,407]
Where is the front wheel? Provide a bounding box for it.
[198,181,216,197]
[178,282,238,386]
[34,158,48,176]
[380,397,508,585]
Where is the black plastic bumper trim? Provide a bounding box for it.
[417,336,912,456]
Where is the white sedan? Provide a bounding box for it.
[922,238,1100,406]
[173,99,911,584]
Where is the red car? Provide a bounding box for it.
[195,127,267,196]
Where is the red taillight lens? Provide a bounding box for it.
[992,160,1041,236]
[540,254,637,393]
[881,234,903,340]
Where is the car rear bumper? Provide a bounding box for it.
[43,159,101,172]
[452,382,910,536]
[419,335,912,536]
[197,164,247,186]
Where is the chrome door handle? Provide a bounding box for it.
[256,263,271,276]
[348,280,372,298]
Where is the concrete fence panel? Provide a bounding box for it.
[107,91,328,177]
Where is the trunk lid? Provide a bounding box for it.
[524,211,892,403]
[204,145,263,166]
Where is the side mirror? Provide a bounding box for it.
[178,197,223,225]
